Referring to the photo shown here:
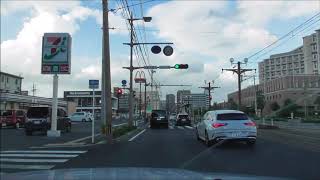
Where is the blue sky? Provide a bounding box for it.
[1,0,319,101]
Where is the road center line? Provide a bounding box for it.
[128,129,146,142]
[0,154,78,158]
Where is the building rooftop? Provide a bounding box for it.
[0,71,23,79]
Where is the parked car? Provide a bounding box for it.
[175,113,191,126]
[25,106,71,136]
[195,110,257,147]
[150,110,168,129]
[69,112,92,122]
[0,110,26,128]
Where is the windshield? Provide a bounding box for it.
[27,107,49,118]
[1,1,320,179]
[217,113,249,120]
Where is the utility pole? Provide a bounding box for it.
[199,81,220,110]
[242,75,257,115]
[222,58,255,110]
[102,0,113,141]
[144,82,149,120]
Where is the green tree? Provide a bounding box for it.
[256,90,265,111]
[277,98,299,117]
[270,102,280,111]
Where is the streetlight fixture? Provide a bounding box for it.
[143,17,152,22]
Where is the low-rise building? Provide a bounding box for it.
[0,71,23,94]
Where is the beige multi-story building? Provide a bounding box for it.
[259,29,320,83]
[228,74,320,115]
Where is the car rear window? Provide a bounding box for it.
[27,107,49,118]
[217,113,248,120]
[178,115,188,119]
[151,110,166,117]
[2,110,13,116]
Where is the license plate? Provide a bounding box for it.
[2,123,6,127]
[157,118,162,121]
[182,119,186,122]
[231,132,242,137]
[33,121,40,124]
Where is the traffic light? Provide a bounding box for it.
[174,64,188,69]
[117,88,123,95]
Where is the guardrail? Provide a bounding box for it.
[255,119,320,131]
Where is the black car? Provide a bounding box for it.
[150,110,168,128]
[25,106,71,136]
[176,114,191,126]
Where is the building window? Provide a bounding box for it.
[301,68,305,73]
[271,59,274,64]
[294,62,299,68]
[6,77,9,83]
[1,75,4,82]
[295,69,299,74]
[288,63,292,68]
[313,35,316,42]
[313,44,317,51]
[313,61,318,69]
[15,79,18,85]
[313,54,318,60]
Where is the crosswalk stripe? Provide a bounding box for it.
[0,164,55,170]
[1,150,86,154]
[0,154,78,158]
[0,158,68,163]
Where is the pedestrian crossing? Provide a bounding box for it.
[0,150,87,172]
[148,125,195,130]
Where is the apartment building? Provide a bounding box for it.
[259,29,320,83]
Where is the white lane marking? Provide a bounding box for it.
[112,123,127,127]
[1,150,86,154]
[0,158,68,163]
[185,126,193,129]
[0,164,55,170]
[66,134,101,144]
[177,126,184,130]
[0,154,78,158]
[128,129,146,142]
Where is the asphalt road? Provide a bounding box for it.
[1,121,320,179]
[54,123,320,180]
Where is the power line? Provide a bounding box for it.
[247,12,320,60]
[109,0,156,13]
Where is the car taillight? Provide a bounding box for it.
[244,122,256,126]
[212,123,227,128]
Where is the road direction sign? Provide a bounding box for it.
[89,80,99,89]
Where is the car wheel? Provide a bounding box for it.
[196,128,200,141]
[205,131,212,147]
[25,130,32,136]
[247,140,256,146]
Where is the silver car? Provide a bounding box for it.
[195,110,257,147]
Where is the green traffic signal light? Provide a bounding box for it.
[174,64,188,69]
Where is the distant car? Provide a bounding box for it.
[69,112,92,122]
[25,106,71,136]
[195,110,257,147]
[0,110,26,128]
[176,113,191,126]
[150,110,168,129]
[169,114,176,121]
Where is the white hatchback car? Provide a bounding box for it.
[69,112,92,122]
[195,110,257,147]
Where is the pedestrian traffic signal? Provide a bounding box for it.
[174,64,188,69]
